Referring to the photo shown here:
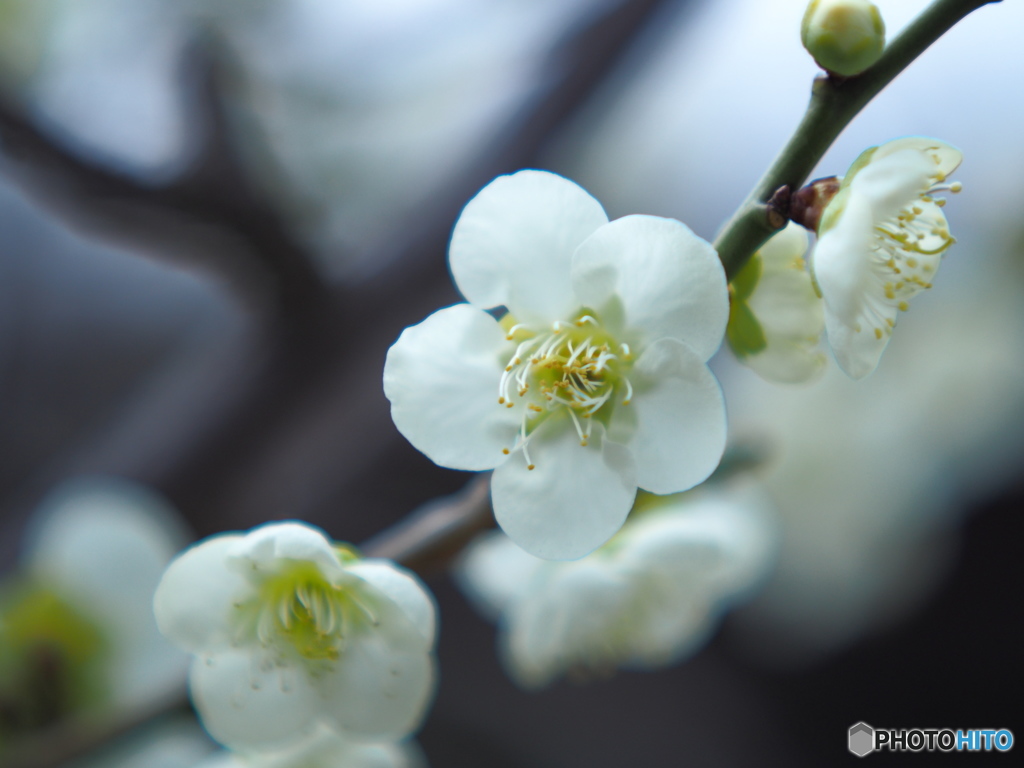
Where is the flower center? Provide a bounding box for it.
[864,177,961,340]
[240,561,376,662]
[497,311,633,468]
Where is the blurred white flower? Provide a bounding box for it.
[385,170,728,560]
[20,477,191,710]
[457,486,775,687]
[727,223,825,383]
[153,522,437,751]
[196,725,425,768]
[812,137,962,378]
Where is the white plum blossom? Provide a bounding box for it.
[21,478,191,710]
[811,137,962,378]
[457,486,775,687]
[384,170,729,560]
[153,522,437,751]
[727,223,826,384]
[196,726,425,768]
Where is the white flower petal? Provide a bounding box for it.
[626,589,712,668]
[870,136,962,180]
[628,339,727,494]
[27,480,187,606]
[315,591,435,739]
[188,650,322,751]
[750,268,823,340]
[193,753,243,768]
[571,215,728,360]
[812,191,876,328]
[504,559,629,687]
[620,516,727,581]
[153,535,247,654]
[455,531,544,620]
[27,479,191,706]
[449,170,608,322]
[623,492,775,593]
[215,725,425,768]
[823,302,892,379]
[755,221,809,266]
[491,419,637,560]
[228,522,342,579]
[346,560,437,647]
[743,340,827,384]
[745,227,826,384]
[851,149,934,216]
[384,304,522,471]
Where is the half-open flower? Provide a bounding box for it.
[727,223,826,383]
[384,170,729,560]
[153,523,437,751]
[811,137,962,378]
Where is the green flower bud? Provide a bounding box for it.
[801,0,885,77]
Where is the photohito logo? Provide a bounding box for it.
[848,723,1014,757]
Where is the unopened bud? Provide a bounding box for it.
[790,176,841,233]
[801,0,885,77]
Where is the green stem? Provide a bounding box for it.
[714,0,1000,281]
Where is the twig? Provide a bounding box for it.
[362,474,493,574]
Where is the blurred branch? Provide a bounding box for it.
[1,686,189,768]
[0,36,328,315]
[362,474,493,574]
[714,0,1001,280]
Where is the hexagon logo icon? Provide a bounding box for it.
[848,722,875,757]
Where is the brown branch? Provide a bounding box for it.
[362,474,493,574]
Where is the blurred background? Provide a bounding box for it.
[0,0,1020,765]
